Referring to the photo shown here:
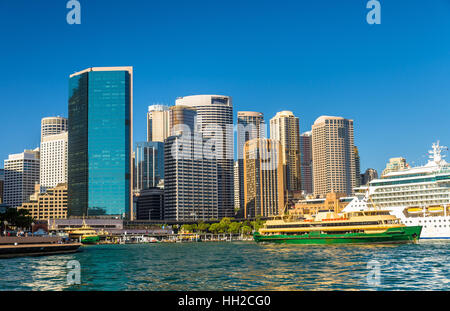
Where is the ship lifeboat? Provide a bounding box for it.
[407,208,423,214]
[428,206,444,213]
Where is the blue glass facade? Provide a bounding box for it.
[134,142,164,191]
[68,68,132,217]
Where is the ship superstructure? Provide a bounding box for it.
[344,142,450,239]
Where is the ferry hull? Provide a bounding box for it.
[81,236,100,244]
[254,226,422,245]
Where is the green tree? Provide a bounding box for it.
[180,224,193,233]
[218,217,232,233]
[208,223,220,234]
[241,225,252,235]
[228,222,242,234]
[197,222,210,233]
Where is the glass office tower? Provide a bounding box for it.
[68,67,133,218]
[134,141,164,192]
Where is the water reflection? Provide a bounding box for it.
[0,241,448,291]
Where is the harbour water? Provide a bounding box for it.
[0,241,449,291]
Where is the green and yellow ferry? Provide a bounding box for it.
[254,210,422,245]
[66,219,100,244]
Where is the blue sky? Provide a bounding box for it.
[0,0,449,173]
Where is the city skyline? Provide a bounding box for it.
[1,1,450,175]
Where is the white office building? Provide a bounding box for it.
[40,131,68,190]
[4,149,40,208]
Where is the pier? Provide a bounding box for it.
[0,237,82,259]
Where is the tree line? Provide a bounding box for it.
[178,217,265,235]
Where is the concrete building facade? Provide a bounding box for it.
[300,131,313,195]
[236,111,265,215]
[164,133,219,221]
[175,95,234,218]
[19,183,68,220]
[312,116,356,197]
[147,105,170,143]
[244,138,284,219]
[40,131,68,191]
[270,111,301,194]
[3,149,40,208]
[41,117,68,141]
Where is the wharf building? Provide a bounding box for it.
[68,67,133,219]
[291,192,353,216]
[3,149,40,208]
[175,95,234,218]
[244,138,284,219]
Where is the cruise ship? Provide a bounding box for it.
[343,142,450,239]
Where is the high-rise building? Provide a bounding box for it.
[244,138,284,219]
[270,111,301,193]
[0,169,4,204]
[134,141,164,192]
[3,149,40,208]
[164,133,218,221]
[361,168,379,185]
[68,67,133,218]
[300,131,313,195]
[234,161,240,213]
[147,105,170,142]
[382,157,408,176]
[354,146,361,188]
[237,111,265,215]
[18,183,67,220]
[312,116,356,197]
[175,95,234,218]
[41,117,68,141]
[40,131,68,191]
[169,105,197,136]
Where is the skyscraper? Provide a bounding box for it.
[41,117,68,141]
[175,95,234,218]
[300,131,313,195]
[237,111,265,215]
[0,169,4,204]
[68,67,133,218]
[244,138,284,219]
[361,168,379,185]
[147,105,170,142]
[312,116,356,197]
[234,161,240,213]
[354,146,361,188]
[169,105,197,136]
[40,131,68,191]
[3,149,40,208]
[164,133,218,221]
[270,111,301,193]
[134,141,164,192]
